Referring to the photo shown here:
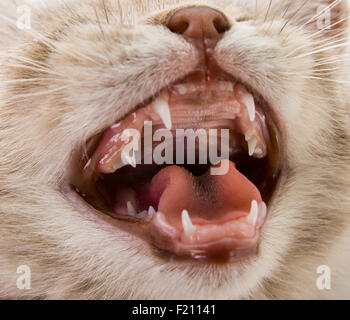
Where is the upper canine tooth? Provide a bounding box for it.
[247,200,258,226]
[181,209,196,236]
[247,138,258,156]
[127,201,137,216]
[152,97,172,130]
[241,92,256,122]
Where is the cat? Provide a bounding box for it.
[0,0,350,299]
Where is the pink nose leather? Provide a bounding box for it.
[167,6,229,49]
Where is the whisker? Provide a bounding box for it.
[305,15,350,41]
[300,76,350,84]
[94,4,105,40]
[0,12,102,65]
[0,86,70,105]
[294,41,349,59]
[313,54,350,65]
[287,34,350,58]
[2,62,63,77]
[1,78,79,84]
[117,0,124,25]
[264,0,273,23]
[300,0,342,29]
[101,0,109,24]
[279,0,308,34]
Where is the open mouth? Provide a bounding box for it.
[67,70,281,261]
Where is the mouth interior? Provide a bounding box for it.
[72,77,281,259]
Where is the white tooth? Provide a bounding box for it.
[113,158,127,171]
[242,92,256,122]
[181,209,196,236]
[245,133,253,142]
[137,210,148,219]
[227,83,234,92]
[152,97,172,130]
[247,200,258,226]
[127,201,137,216]
[177,85,187,95]
[190,85,196,92]
[148,206,156,218]
[247,138,257,156]
[122,150,137,168]
[219,83,226,91]
[254,147,263,157]
[260,202,267,222]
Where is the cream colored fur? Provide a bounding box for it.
[0,0,350,299]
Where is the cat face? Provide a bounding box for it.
[1,0,350,299]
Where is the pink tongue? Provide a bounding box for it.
[148,160,262,228]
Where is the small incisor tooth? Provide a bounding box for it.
[127,201,137,216]
[148,206,156,218]
[137,210,148,219]
[181,209,196,236]
[152,97,172,130]
[247,138,258,157]
[177,85,187,95]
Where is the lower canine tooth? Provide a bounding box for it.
[247,200,258,226]
[152,97,172,130]
[260,202,267,222]
[181,209,196,236]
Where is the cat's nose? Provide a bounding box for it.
[167,7,229,47]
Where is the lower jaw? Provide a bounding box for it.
[66,78,282,262]
[62,182,262,263]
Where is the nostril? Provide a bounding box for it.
[168,19,190,34]
[167,7,230,40]
[213,17,229,34]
